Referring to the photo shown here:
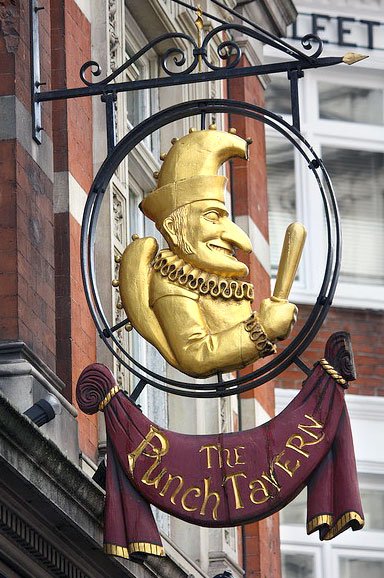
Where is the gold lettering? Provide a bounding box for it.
[249,478,271,505]
[141,462,168,488]
[199,444,222,469]
[274,450,300,478]
[200,477,221,520]
[223,448,234,468]
[159,473,184,504]
[223,472,246,509]
[224,446,246,468]
[286,434,310,458]
[261,468,281,492]
[297,414,325,443]
[181,486,202,512]
[128,426,169,475]
[199,445,245,470]
[234,446,246,466]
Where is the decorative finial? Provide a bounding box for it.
[229,128,237,134]
[342,52,368,65]
[171,137,178,144]
[112,279,119,287]
[195,5,203,31]
[209,123,217,130]
[116,300,123,310]
[195,5,204,72]
[114,254,122,264]
[189,127,196,133]
[125,322,133,332]
[131,234,140,241]
[160,153,167,161]
[246,137,253,144]
[153,171,159,179]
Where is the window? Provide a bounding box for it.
[265,63,384,308]
[125,41,160,156]
[282,551,317,578]
[339,557,384,578]
[321,147,384,286]
[318,82,384,125]
[124,7,160,157]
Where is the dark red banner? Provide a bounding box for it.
[77,333,364,560]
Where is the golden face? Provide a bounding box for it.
[163,200,252,278]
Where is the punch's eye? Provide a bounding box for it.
[203,211,220,222]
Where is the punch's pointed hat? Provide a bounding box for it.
[140,127,249,226]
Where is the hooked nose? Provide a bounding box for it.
[222,218,252,253]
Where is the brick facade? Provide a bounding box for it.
[51,0,97,459]
[0,0,97,460]
[276,305,384,396]
[0,1,55,369]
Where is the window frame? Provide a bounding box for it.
[264,59,384,309]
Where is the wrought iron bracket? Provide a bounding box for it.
[30,0,366,142]
[28,0,367,398]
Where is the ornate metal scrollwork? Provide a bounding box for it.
[80,32,200,86]
[79,21,325,88]
[301,34,324,59]
[161,41,199,76]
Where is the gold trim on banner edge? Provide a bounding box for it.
[323,511,365,540]
[307,513,334,534]
[319,358,347,386]
[307,511,364,540]
[98,385,121,411]
[104,542,165,558]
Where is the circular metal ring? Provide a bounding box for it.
[81,99,341,398]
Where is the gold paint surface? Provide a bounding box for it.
[118,129,302,377]
[273,222,306,300]
[98,385,121,411]
[104,542,165,559]
[319,358,347,385]
[342,52,368,65]
[307,511,364,540]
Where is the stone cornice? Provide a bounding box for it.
[240,0,297,37]
[0,390,104,522]
[0,390,208,577]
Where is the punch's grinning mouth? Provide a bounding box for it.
[208,243,235,257]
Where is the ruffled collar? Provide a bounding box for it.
[152,249,254,301]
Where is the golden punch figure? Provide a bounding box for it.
[117,128,305,378]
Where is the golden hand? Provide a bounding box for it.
[258,297,298,342]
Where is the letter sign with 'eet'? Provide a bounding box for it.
[77,333,364,561]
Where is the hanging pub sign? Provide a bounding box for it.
[77,125,363,562]
[27,0,367,562]
[77,332,364,559]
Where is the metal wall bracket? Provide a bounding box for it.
[31,0,44,144]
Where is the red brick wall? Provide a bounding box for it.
[0,0,97,459]
[0,1,55,369]
[276,305,384,396]
[50,0,97,459]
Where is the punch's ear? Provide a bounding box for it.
[162,216,178,247]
